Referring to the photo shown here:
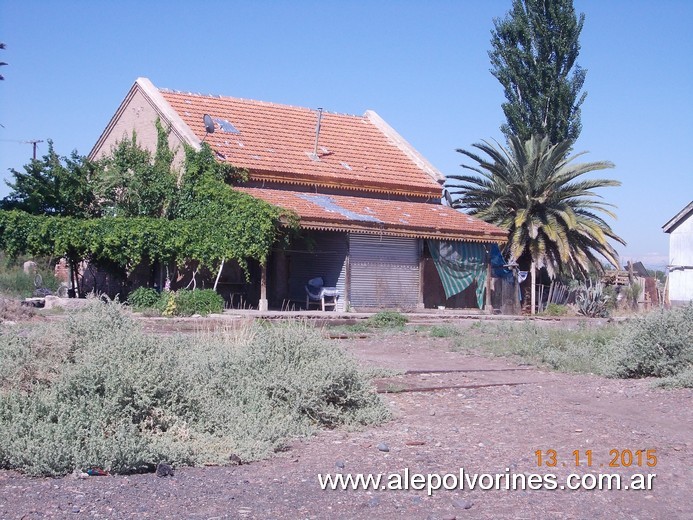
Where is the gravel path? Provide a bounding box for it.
[1,332,690,519]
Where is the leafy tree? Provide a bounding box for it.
[96,120,177,218]
[489,0,587,144]
[448,136,625,311]
[1,141,99,217]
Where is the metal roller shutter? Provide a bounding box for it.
[287,232,347,311]
[349,234,420,309]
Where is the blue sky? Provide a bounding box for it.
[1,0,691,269]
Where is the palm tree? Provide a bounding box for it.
[447,135,625,313]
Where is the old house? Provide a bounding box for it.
[662,201,693,307]
[90,78,507,311]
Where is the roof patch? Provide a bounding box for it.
[213,118,240,134]
[298,194,383,223]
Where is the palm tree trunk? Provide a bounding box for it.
[530,261,536,315]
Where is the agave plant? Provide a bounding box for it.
[575,281,610,318]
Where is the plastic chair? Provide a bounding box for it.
[305,277,339,311]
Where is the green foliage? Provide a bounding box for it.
[452,307,691,387]
[367,311,409,328]
[602,284,619,311]
[542,303,569,316]
[623,282,642,309]
[127,287,160,310]
[168,289,224,316]
[96,121,177,218]
[452,321,617,374]
[429,324,459,337]
[448,136,623,277]
[576,282,610,317]
[609,305,693,380]
[0,257,58,299]
[655,367,693,389]
[0,124,294,280]
[0,206,281,273]
[1,141,99,218]
[0,270,36,298]
[0,303,389,476]
[490,0,587,144]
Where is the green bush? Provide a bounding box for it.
[0,263,59,299]
[127,287,160,310]
[429,324,459,337]
[368,311,408,328]
[143,289,225,317]
[609,305,693,379]
[542,303,569,316]
[460,307,692,387]
[655,367,693,389]
[0,302,389,476]
[173,289,224,316]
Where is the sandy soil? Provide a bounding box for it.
[1,326,691,519]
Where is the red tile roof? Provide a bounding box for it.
[160,90,443,198]
[236,187,507,243]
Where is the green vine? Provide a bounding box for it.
[0,201,286,271]
[0,125,299,283]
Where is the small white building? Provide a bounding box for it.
[662,201,693,306]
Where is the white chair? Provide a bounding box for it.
[305,277,339,311]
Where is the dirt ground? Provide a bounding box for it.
[1,323,691,519]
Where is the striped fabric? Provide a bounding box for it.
[428,240,489,309]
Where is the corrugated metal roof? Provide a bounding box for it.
[236,187,507,243]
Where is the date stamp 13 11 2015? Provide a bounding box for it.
[534,449,658,468]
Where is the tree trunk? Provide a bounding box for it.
[213,259,225,292]
[530,261,536,315]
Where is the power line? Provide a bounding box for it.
[0,138,45,159]
[24,139,44,160]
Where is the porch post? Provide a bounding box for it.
[259,262,268,311]
[417,239,425,310]
[530,261,536,316]
[485,250,493,314]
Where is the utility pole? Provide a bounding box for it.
[24,139,44,160]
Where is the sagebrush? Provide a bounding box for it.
[608,305,692,379]
[0,302,389,476]
[453,306,691,387]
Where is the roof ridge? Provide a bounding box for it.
[159,87,364,119]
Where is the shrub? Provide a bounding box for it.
[623,282,642,310]
[173,289,224,316]
[655,367,693,389]
[140,289,225,317]
[368,311,408,328]
[0,297,36,322]
[429,324,459,337]
[506,323,616,374]
[609,305,693,380]
[0,267,59,299]
[127,287,160,310]
[0,302,389,476]
[543,303,569,316]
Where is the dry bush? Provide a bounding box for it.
[0,302,389,476]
